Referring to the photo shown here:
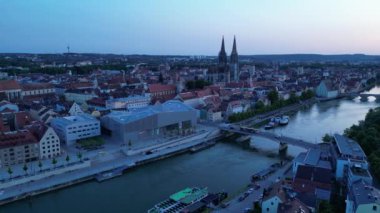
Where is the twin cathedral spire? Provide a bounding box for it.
[218,36,238,66]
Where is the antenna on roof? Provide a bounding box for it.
[67,45,70,54]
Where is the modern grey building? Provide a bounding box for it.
[101,100,198,144]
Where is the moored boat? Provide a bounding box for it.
[148,187,209,213]
[279,115,289,125]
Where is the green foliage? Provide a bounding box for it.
[7,167,13,176]
[345,107,380,180]
[228,91,313,123]
[287,92,299,104]
[158,73,164,83]
[267,90,279,104]
[319,201,334,213]
[254,101,265,110]
[52,158,57,166]
[322,134,332,143]
[185,79,211,90]
[38,161,43,171]
[77,152,83,161]
[300,89,315,101]
[77,136,105,149]
[23,164,28,174]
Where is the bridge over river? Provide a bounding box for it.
[219,125,318,150]
[358,93,380,100]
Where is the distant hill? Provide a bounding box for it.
[240,54,380,62]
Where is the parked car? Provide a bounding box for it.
[220,203,230,208]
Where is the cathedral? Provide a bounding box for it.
[207,36,239,84]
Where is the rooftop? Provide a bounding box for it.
[0,80,21,91]
[105,100,195,124]
[169,187,208,205]
[0,130,38,149]
[333,134,366,159]
[52,114,97,126]
[350,179,380,206]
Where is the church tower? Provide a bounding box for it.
[230,36,239,81]
[218,36,228,66]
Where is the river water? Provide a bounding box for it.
[2,87,380,213]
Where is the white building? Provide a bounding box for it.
[27,123,61,159]
[261,183,287,213]
[64,89,98,105]
[21,83,55,99]
[39,127,61,159]
[69,102,84,116]
[51,114,100,146]
[316,80,338,98]
[105,94,151,110]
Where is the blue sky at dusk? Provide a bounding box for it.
[1,0,380,55]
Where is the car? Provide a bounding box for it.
[238,196,245,202]
[247,188,254,193]
[220,203,230,208]
[254,185,261,190]
[244,208,252,213]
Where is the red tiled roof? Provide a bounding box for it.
[21,83,54,91]
[148,84,176,93]
[0,130,38,149]
[15,111,33,128]
[87,97,106,107]
[179,92,197,100]
[0,80,21,91]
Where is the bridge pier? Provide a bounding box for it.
[360,96,368,102]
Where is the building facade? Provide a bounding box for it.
[101,100,198,144]
[105,94,151,110]
[51,114,100,146]
[21,83,55,99]
[0,130,39,167]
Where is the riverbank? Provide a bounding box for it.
[0,129,222,206]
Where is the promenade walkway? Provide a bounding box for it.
[0,128,221,204]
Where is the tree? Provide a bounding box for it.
[23,164,28,175]
[319,200,335,213]
[254,101,265,110]
[287,92,299,104]
[267,90,279,104]
[77,152,83,162]
[7,167,13,179]
[322,134,332,143]
[65,155,70,165]
[158,73,164,83]
[128,140,132,150]
[185,79,210,90]
[52,158,57,168]
[38,161,43,172]
[300,89,315,100]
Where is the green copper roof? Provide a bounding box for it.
[170,187,193,201]
[169,187,208,204]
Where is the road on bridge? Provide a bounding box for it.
[220,126,317,150]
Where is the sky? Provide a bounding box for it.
[1,0,380,55]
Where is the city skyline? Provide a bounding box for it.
[2,0,380,55]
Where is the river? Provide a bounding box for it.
[2,86,380,213]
